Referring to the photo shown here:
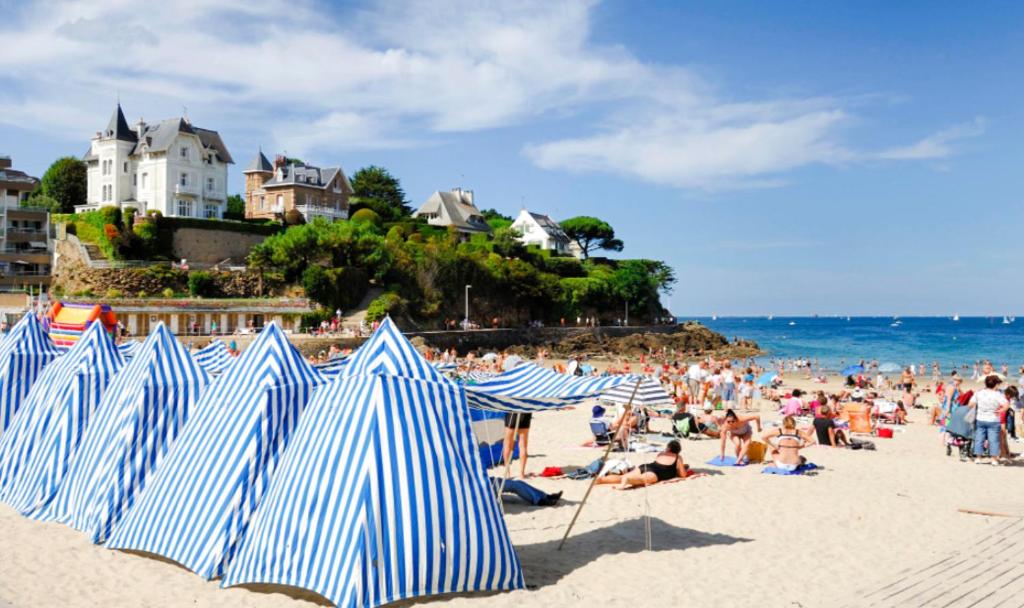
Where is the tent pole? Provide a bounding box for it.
[557,377,642,551]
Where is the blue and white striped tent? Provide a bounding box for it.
[601,376,674,410]
[314,356,349,377]
[32,323,211,543]
[0,321,124,513]
[117,340,142,360]
[0,314,61,436]
[193,339,235,375]
[339,318,445,382]
[469,362,631,400]
[105,322,327,579]
[222,369,523,608]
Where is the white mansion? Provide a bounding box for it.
[80,104,233,218]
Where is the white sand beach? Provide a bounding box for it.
[1,374,1019,608]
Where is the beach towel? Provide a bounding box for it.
[706,455,747,467]
[762,463,819,476]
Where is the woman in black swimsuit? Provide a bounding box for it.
[597,440,689,489]
[501,412,532,478]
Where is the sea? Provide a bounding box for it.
[679,316,1024,372]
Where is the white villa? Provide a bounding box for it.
[510,208,573,255]
[80,104,233,218]
[413,187,491,235]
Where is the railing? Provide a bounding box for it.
[174,183,199,195]
[0,246,49,254]
[5,228,47,236]
[0,270,50,277]
[296,204,347,220]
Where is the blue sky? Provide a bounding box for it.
[2,0,1021,316]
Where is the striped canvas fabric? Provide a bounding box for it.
[601,376,674,409]
[192,339,235,375]
[222,373,524,608]
[0,314,61,436]
[340,318,444,382]
[314,356,349,376]
[0,321,124,513]
[32,323,211,543]
[105,322,327,579]
[117,340,142,360]
[469,363,631,398]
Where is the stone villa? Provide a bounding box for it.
[243,151,351,222]
[413,187,491,235]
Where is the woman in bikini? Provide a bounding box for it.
[762,415,812,470]
[719,409,762,464]
[597,440,688,489]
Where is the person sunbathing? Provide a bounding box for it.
[719,409,762,464]
[762,415,812,470]
[597,440,688,489]
[812,405,849,447]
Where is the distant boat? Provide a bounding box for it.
[1003,316,1011,325]
[891,321,902,327]
[711,315,717,321]
[952,314,960,322]
[767,315,773,320]
[788,321,796,326]
[846,316,851,321]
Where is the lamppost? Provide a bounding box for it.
[464,284,472,330]
[625,300,629,327]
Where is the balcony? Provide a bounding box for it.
[204,189,225,201]
[296,204,348,221]
[174,183,199,196]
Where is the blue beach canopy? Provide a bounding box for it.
[192,339,235,375]
[0,314,61,436]
[841,364,865,376]
[601,376,673,409]
[222,361,523,608]
[31,323,211,543]
[756,372,778,387]
[0,321,124,513]
[105,322,327,579]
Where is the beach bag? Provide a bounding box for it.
[746,440,767,463]
[675,417,692,437]
[877,427,893,439]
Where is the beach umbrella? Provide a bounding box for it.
[221,370,523,608]
[601,376,674,410]
[31,323,211,543]
[192,339,235,375]
[841,364,865,376]
[0,314,61,436]
[0,321,124,513]
[755,372,778,387]
[105,322,326,579]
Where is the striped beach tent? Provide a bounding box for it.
[470,362,631,399]
[0,314,61,436]
[192,339,235,375]
[222,373,524,608]
[314,356,349,377]
[105,322,326,579]
[32,323,211,543]
[0,321,124,513]
[339,318,445,382]
[117,340,142,360]
[601,376,673,409]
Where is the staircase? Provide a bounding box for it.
[339,287,384,328]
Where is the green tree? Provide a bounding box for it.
[36,157,87,213]
[23,194,61,213]
[349,166,411,221]
[225,194,246,220]
[491,226,526,258]
[559,216,624,259]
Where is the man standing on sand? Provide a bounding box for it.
[687,361,707,404]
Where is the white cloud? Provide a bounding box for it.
[0,0,984,187]
[875,118,987,160]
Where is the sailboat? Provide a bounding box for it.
[1002,316,1011,325]
[952,314,960,322]
[767,314,774,321]
[711,314,717,321]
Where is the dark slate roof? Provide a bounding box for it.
[104,104,137,142]
[262,163,351,192]
[129,118,234,164]
[529,212,570,243]
[245,150,273,173]
[0,167,39,190]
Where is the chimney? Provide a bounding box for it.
[464,189,474,205]
[0,155,11,170]
[134,118,147,138]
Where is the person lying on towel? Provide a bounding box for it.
[762,416,813,472]
[595,440,689,490]
[490,477,563,507]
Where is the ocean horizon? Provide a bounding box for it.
[677,316,1024,372]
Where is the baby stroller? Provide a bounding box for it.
[945,404,974,461]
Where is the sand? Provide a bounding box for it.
[1,374,1020,608]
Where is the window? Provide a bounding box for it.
[176,199,193,217]
[259,195,265,210]
[141,173,148,188]
[133,174,138,186]
[180,146,189,159]
[179,172,189,187]
[206,177,215,192]
[123,161,128,173]
[204,204,218,219]
[276,194,283,208]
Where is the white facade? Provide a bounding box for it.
[81,106,231,219]
[510,208,572,255]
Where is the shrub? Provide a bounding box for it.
[350,208,382,226]
[103,223,120,241]
[97,205,122,227]
[366,291,404,322]
[301,265,369,311]
[187,271,215,297]
[105,288,123,299]
[162,287,175,298]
